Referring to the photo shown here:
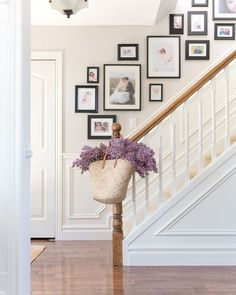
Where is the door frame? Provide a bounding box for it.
[31,51,62,239]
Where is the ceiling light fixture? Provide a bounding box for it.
[49,0,88,18]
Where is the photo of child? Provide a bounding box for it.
[214,0,236,19]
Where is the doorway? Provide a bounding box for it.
[31,52,62,239]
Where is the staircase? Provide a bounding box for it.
[121,48,236,266]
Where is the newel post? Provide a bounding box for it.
[112,122,123,267]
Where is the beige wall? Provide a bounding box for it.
[32,0,235,153]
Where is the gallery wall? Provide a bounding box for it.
[31,0,236,240]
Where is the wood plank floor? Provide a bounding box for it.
[31,240,236,295]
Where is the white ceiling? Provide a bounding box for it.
[31,0,164,26]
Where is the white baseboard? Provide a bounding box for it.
[58,229,112,240]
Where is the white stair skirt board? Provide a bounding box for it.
[123,144,236,266]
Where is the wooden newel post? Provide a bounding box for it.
[112,122,123,267]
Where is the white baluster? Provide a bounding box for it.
[224,66,230,150]
[145,175,150,218]
[198,93,203,171]
[170,113,176,195]
[211,78,217,161]
[131,172,137,227]
[184,102,190,183]
[157,132,163,204]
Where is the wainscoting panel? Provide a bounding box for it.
[59,154,112,240]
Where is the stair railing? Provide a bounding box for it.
[113,49,236,266]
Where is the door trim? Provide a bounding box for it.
[31,51,62,240]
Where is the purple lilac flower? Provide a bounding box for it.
[73,138,158,178]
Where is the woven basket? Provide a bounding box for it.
[89,159,133,204]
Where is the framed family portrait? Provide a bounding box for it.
[213,0,236,19]
[103,64,141,111]
[169,14,184,34]
[185,40,210,60]
[147,36,181,78]
[87,67,99,83]
[188,11,208,35]
[75,85,98,113]
[214,23,235,40]
[192,0,208,7]
[118,44,139,60]
[88,115,116,139]
[149,84,163,102]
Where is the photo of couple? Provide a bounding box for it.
[109,76,135,105]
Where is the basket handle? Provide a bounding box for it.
[102,144,118,169]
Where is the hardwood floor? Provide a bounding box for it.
[31,240,236,295]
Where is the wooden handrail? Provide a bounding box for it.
[130,50,236,142]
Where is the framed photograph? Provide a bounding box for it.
[87,67,99,83]
[185,40,210,60]
[192,0,208,7]
[214,23,235,40]
[147,36,181,78]
[169,14,184,34]
[149,84,163,102]
[118,44,139,60]
[75,85,98,113]
[103,64,141,111]
[188,11,208,35]
[88,115,116,139]
[213,0,236,20]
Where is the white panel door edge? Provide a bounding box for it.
[31,51,62,239]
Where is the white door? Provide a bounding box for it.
[31,60,56,238]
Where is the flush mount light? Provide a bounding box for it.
[49,0,88,18]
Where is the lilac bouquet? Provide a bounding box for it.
[73,138,158,178]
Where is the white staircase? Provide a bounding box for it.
[122,48,236,266]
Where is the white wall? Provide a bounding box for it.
[31,0,236,240]
[0,0,30,294]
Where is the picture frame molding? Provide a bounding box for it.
[87,115,116,139]
[103,64,141,111]
[149,83,163,102]
[75,85,98,113]
[147,35,181,79]
[214,23,235,40]
[188,11,208,35]
[87,66,99,84]
[117,44,139,61]
[185,40,210,60]
[169,14,184,35]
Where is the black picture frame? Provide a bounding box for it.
[185,40,210,60]
[149,84,163,102]
[103,64,141,111]
[192,0,208,7]
[169,14,184,35]
[87,67,99,83]
[213,0,236,20]
[188,11,208,35]
[75,85,98,113]
[214,23,235,40]
[118,44,139,61]
[87,115,116,139]
[147,36,181,79]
